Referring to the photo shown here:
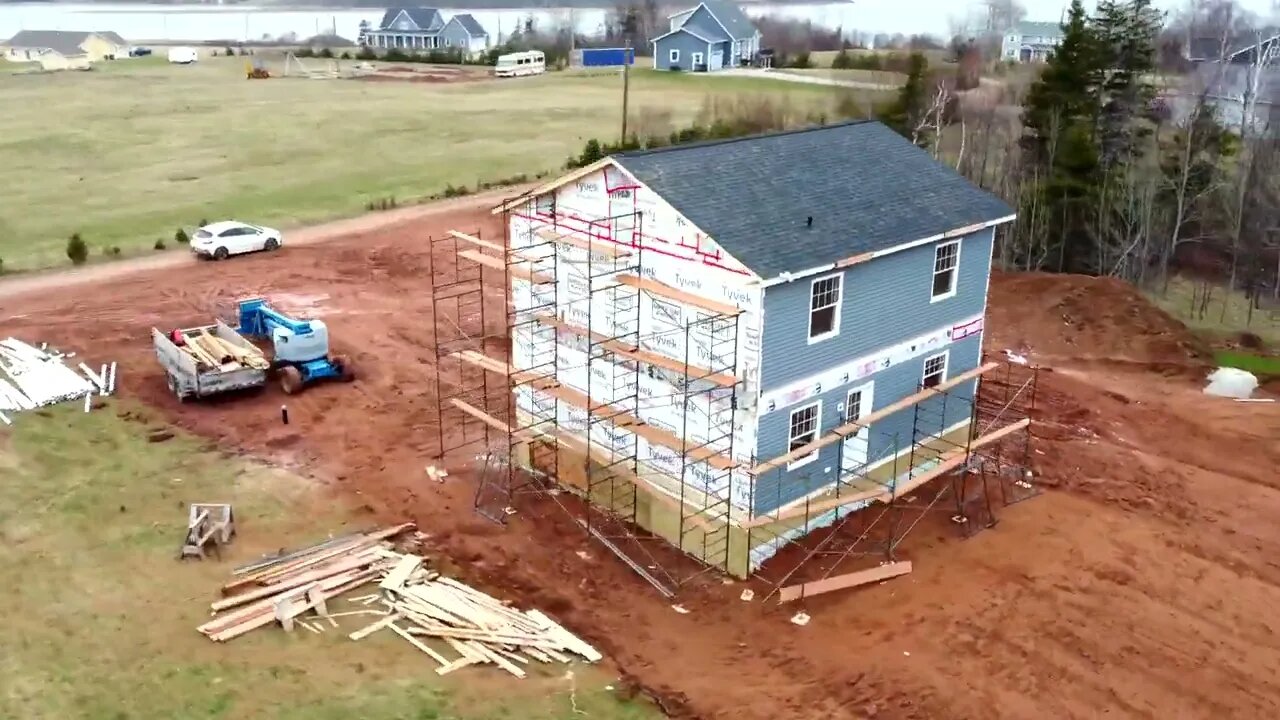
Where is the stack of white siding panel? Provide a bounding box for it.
[0,338,116,424]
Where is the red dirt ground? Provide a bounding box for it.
[4,203,1280,719]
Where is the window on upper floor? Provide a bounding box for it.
[808,273,842,342]
[931,240,960,301]
[922,351,948,389]
[787,400,821,470]
[535,193,555,217]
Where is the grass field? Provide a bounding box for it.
[0,54,857,271]
[1149,277,1280,348]
[0,403,656,719]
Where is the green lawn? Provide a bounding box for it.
[0,54,849,270]
[0,403,657,719]
[1215,350,1280,376]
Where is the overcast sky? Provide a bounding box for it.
[828,0,1280,37]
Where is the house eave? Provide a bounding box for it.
[759,214,1017,288]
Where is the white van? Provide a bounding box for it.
[168,47,199,64]
[494,50,545,78]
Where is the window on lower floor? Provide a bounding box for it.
[669,49,680,63]
[922,351,948,389]
[787,401,821,469]
[692,51,703,66]
[931,240,960,301]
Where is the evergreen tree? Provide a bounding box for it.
[1021,0,1103,273]
[879,52,929,143]
[1093,0,1161,167]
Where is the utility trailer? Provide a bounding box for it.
[153,321,267,401]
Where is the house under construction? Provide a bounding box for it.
[430,121,1039,599]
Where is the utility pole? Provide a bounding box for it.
[621,36,631,142]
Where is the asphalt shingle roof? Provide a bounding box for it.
[1014,20,1064,38]
[4,30,91,56]
[96,31,129,46]
[379,7,442,32]
[612,121,1014,280]
[698,0,756,40]
[453,13,487,37]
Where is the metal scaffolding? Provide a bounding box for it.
[426,213,1041,603]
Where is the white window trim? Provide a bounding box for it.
[930,240,961,303]
[786,399,822,471]
[922,351,949,389]
[692,51,704,66]
[807,272,843,344]
[669,48,680,63]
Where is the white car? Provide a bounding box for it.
[191,221,283,260]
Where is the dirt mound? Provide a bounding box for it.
[986,271,1211,368]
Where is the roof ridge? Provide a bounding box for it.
[614,119,878,159]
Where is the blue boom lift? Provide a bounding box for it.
[235,297,355,395]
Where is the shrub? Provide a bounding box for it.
[66,233,88,265]
[174,227,189,244]
[0,256,5,274]
[154,238,167,250]
[198,218,208,228]
[318,47,334,59]
[295,47,314,58]
[442,184,471,198]
[356,46,377,61]
[384,48,410,62]
[831,48,852,69]
[104,246,121,257]
[790,51,812,69]
[340,51,352,60]
[223,46,236,57]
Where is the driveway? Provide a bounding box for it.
[717,67,898,91]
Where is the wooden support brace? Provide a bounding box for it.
[777,561,913,603]
[745,418,1031,527]
[612,274,743,316]
[751,362,999,474]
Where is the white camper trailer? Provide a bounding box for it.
[493,50,545,78]
[167,47,199,64]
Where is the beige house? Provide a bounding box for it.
[1,30,130,70]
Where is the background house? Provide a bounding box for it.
[489,121,1014,576]
[1001,20,1064,63]
[1,30,129,70]
[359,7,488,55]
[1183,29,1279,133]
[652,0,761,72]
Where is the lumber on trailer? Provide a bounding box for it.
[451,350,738,471]
[777,561,913,603]
[745,418,1032,528]
[751,363,999,474]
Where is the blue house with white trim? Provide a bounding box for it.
[652,0,762,71]
[496,120,1014,577]
[360,7,489,56]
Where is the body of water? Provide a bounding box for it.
[0,2,865,45]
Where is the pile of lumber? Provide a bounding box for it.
[197,523,601,677]
[176,327,269,372]
[0,338,116,424]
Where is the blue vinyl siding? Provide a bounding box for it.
[759,227,993,390]
[654,30,713,71]
[751,334,981,515]
[748,227,995,516]
[438,21,471,50]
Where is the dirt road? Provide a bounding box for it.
[3,208,1279,719]
[0,185,528,301]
